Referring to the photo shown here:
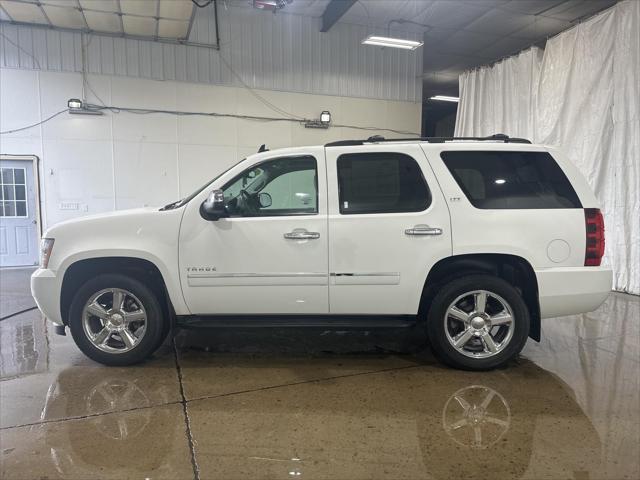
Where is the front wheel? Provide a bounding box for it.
[426,275,530,370]
[68,274,167,366]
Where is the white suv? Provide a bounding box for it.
[31,135,612,370]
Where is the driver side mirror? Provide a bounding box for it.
[200,189,226,221]
[258,192,272,208]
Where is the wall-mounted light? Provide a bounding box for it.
[304,110,331,129]
[67,98,104,115]
[429,95,459,103]
[362,35,423,51]
[68,98,83,109]
[320,111,331,124]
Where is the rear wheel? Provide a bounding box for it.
[426,275,530,370]
[68,274,167,366]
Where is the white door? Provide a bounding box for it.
[179,149,328,315]
[325,144,452,315]
[0,158,39,267]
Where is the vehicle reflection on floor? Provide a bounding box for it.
[0,357,601,480]
[442,384,511,449]
[0,289,638,479]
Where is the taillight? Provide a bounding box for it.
[584,208,605,266]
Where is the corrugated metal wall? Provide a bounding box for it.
[0,6,422,102]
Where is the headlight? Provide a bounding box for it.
[40,238,55,269]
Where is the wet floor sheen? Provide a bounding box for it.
[0,270,638,479]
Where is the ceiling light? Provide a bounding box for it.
[494,179,506,184]
[362,35,423,51]
[430,95,459,102]
[252,0,292,12]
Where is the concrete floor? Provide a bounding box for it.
[0,268,639,479]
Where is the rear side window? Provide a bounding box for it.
[337,152,431,214]
[441,151,582,209]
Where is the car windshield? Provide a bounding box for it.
[160,158,246,210]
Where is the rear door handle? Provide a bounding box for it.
[405,224,443,236]
[284,228,320,240]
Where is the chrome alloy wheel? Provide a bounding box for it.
[444,290,515,359]
[82,288,147,354]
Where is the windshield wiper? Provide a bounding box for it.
[160,199,183,211]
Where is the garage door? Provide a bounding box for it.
[0,158,39,267]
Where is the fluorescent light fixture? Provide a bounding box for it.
[430,95,459,102]
[362,35,423,51]
[68,98,83,109]
[252,0,289,12]
[320,110,331,124]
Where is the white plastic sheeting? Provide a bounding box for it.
[610,0,640,296]
[455,47,543,139]
[455,1,639,294]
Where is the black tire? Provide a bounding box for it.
[68,274,167,366]
[426,274,530,371]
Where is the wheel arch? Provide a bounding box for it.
[420,253,541,341]
[60,256,176,328]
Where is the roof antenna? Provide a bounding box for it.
[258,144,269,153]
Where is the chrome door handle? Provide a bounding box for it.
[284,229,320,240]
[405,224,443,236]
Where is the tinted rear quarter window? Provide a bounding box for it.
[440,151,582,209]
[337,152,431,214]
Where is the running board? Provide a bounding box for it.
[176,314,417,329]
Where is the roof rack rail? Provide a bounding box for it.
[324,133,532,147]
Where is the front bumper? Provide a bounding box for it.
[31,268,63,326]
[536,266,613,319]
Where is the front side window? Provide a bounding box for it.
[337,152,431,214]
[222,156,318,217]
[441,151,582,209]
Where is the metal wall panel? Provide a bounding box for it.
[0,6,422,102]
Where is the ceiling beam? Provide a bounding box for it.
[320,0,356,33]
[116,0,125,35]
[0,4,12,22]
[37,3,53,27]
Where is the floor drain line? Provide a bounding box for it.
[173,340,201,480]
